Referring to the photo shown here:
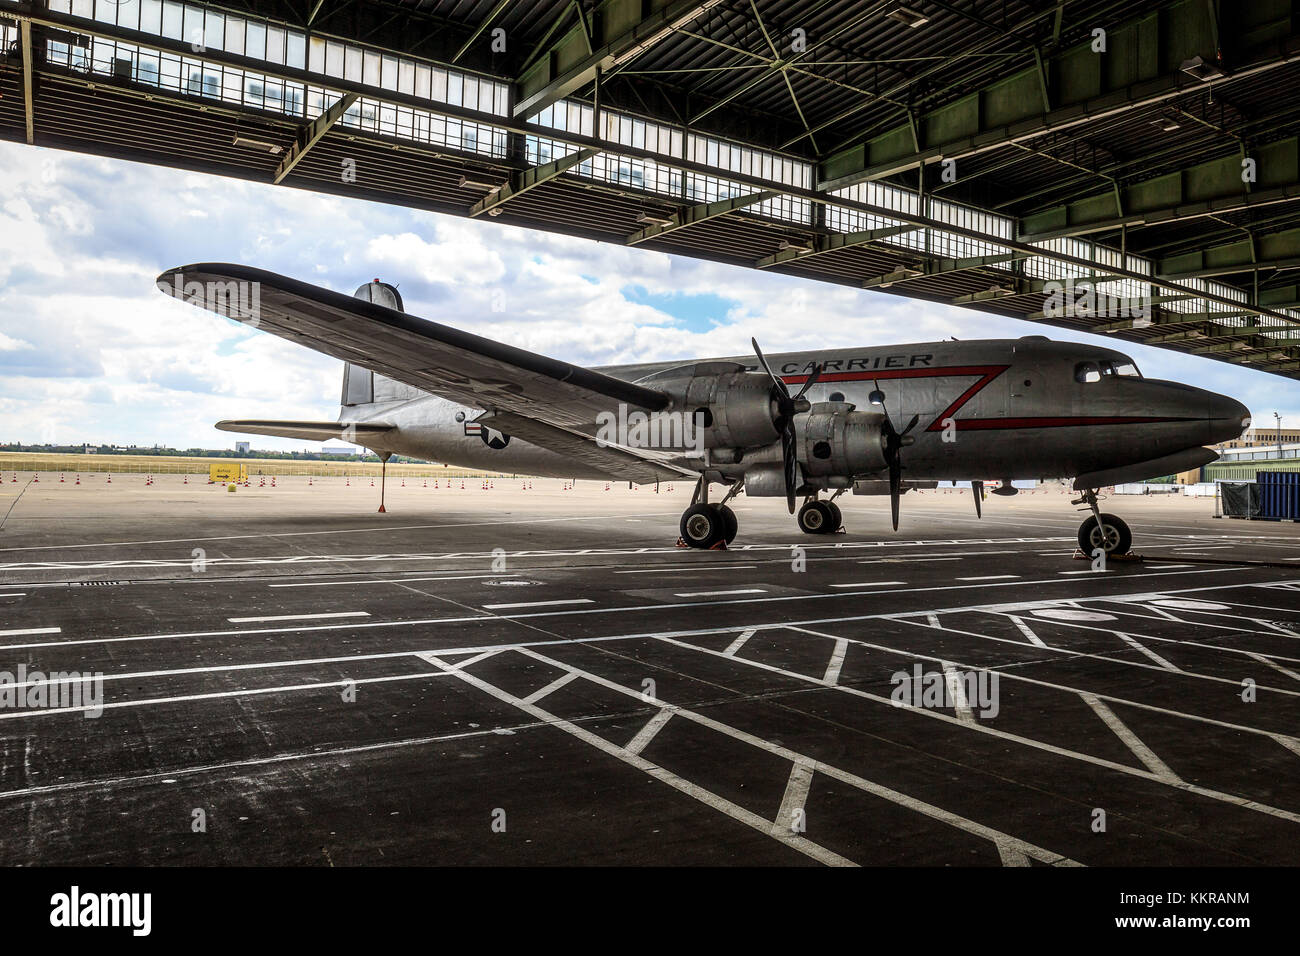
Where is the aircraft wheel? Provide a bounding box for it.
[681,504,724,549]
[713,504,739,544]
[826,501,843,532]
[797,500,835,535]
[1077,513,1132,555]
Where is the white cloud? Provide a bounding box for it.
[0,139,1298,449]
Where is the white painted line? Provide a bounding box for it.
[1248,652,1300,683]
[773,760,815,836]
[957,575,1019,581]
[829,581,907,588]
[997,843,1031,867]
[625,708,675,757]
[0,593,25,598]
[0,627,60,637]
[1143,564,1194,570]
[510,646,1076,866]
[1007,615,1047,648]
[940,661,976,723]
[1275,734,1300,758]
[615,565,756,574]
[823,639,849,686]
[423,652,856,867]
[674,589,766,598]
[925,613,941,629]
[270,574,519,587]
[1080,692,1180,783]
[1115,633,1181,671]
[482,599,594,610]
[724,628,756,657]
[522,671,580,705]
[227,611,371,623]
[1059,569,1107,575]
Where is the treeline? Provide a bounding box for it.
[0,443,425,464]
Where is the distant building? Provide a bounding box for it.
[235,441,250,454]
[83,446,97,454]
[321,444,354,456]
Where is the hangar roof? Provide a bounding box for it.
[3,0,1299,376]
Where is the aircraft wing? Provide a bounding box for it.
[159,263,691,482]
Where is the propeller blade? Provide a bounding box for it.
[889,457,902,532]
[794,362,824,400]
[751,337,790,399]
[972,480,983,519]
[900,413,920,436]
[782,428,798,514]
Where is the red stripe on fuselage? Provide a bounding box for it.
[778,364,1010,432]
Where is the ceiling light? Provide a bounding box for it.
[778,240,811,253]
[1180,55,1226,80]
[637,213,674,226]
[885,3,930,28]
[1151,116,1181,132]
[458,175,499,190]
[231,134,282,154]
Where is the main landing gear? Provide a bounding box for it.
[678,478,741,549]
[797,493,843,535]
[1072,488,1133,555]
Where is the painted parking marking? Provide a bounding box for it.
[227,611,371,623]
[482,599,595,610]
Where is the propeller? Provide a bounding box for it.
[752,338,822,514]
[971,479,984,519]
[869,381,920,532]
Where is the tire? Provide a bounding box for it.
[797,501,834,535]
[826,501,843,532]
[681,504,724,548]
[1077,513,1132,555]
[713,504,739,544]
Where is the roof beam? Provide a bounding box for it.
[469,148,600,218]
[513,0,723,119]
[627,190,777,246]
[1158,227,1300,280]
[818,7,1300,193]
[862,252,1033,289]
[274,92,358,184]
[1019,137,1300,242]
[19,19,34,145]
[451,0,513,65]
[756,224,920,269]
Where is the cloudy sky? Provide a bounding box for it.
[2,139,1296,451]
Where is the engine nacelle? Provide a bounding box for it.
[637,361,781,450]
[798,402,889,478]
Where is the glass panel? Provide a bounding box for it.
[381,55,398,90]
[362,50,379,86]
[266,26,285,64]
[325,40,343,77]
[224,16,245,55]
[161,1,182,40]
[398,59,414,95]
[308,36,325,73]
[414,63,431,99]
[245,20,265,60]
[287,32,305,69]
[344,45,362,82]
[204,12,224,52]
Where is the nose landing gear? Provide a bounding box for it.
[1072,488,1133,555]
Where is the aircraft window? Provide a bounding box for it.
[1112,361,1141,377]
[1074,362,1102,384]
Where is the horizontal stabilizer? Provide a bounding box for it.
[216,420,395,444]
[1073,446,1218,490]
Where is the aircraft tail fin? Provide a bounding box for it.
[340,279,423,410]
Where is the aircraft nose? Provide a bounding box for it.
[1205,391,1251,444]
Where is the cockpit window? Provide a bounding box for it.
[1076,359,1141,383]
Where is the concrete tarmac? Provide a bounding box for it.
[0,472,1298,865]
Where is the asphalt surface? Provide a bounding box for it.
[1,471,1298,866]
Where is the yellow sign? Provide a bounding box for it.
[210,463,248,483]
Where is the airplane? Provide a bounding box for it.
[157,263,1252,556]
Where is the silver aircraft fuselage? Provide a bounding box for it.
[343,336,1249,483]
